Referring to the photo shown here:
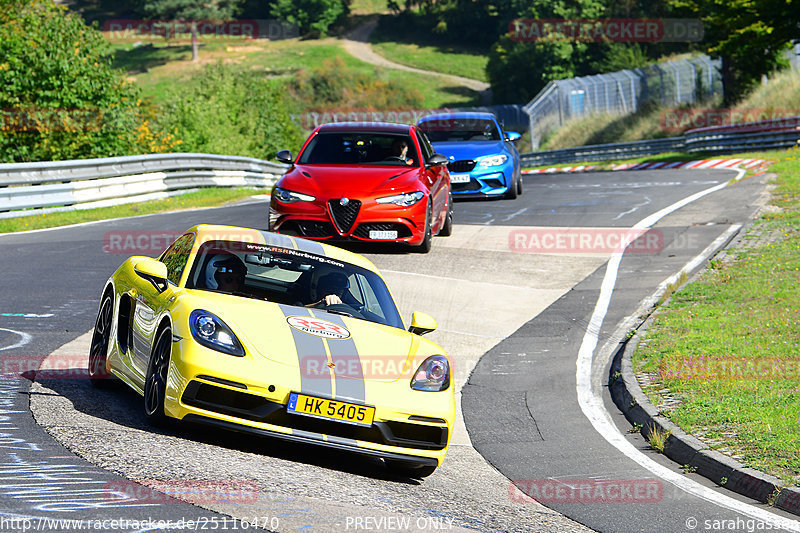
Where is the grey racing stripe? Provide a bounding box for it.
[312,311,365,403]
[278,304,332,398]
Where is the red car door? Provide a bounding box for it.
[415,130,449,229]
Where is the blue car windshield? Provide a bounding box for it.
[185,240,405,330]
[298,132,419,166]
[418,118,501,142]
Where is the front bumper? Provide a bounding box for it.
[164,340,454,465]
[270,198,428,245]
[450,169,512,197]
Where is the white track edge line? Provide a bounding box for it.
[576,168,800,531]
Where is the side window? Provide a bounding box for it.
[161,233,196,285]
[416,131,434,162]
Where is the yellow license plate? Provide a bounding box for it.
[287,393,375,427]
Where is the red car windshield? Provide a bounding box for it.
[298,132,420,166]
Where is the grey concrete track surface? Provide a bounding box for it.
[2,168,788,532]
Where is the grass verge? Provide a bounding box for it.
[632,147,800,485]
[0,188,264,234]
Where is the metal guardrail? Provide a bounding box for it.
[521,115,800,167]
[0,153,289,219]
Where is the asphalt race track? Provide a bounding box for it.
[1,168,797,532]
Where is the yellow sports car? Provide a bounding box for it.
[88,225,454,477]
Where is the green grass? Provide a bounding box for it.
[108,38,481,110]
[0,188,263,234]
[369,14,488,83]
[632,147,800,484]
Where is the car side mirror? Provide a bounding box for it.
[408,311,437,336]
[505,131,521,142]
[276,150,293,164]
[133,257,169,293]
[426,153,448,167]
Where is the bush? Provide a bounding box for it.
[0,0,177,162]
[291,57,424,111]
[157,63,306,159]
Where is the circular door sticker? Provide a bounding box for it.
[287,316,351,340]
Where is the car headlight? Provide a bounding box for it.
[375,191,425,207]
[410,355,450,391]
[477,154,508,168]
[189,309,245,357]
[274,187,315,203]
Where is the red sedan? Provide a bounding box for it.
[269,122,453,253]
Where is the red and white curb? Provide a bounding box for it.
[522,158,771,175]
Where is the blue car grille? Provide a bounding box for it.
[448,160,476,173]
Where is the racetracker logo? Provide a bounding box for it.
[509,479,663,503]
[102,19,299,41]
[104,231,185,255]
[659,356,800,382]
[104,480,259,505]
[660,108,800,132]
[299,354,454,380]
[1,354,88,380]
[509,228,663,254]
[0,107,102,132]
[509,18,703,42]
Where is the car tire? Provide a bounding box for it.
[414,202,433,253]
[144,326,172,426]
[385,459,437,478]
[437,192,453,237]
[516,170,523,196]
[88,293,113,388]
[503,174,518,200]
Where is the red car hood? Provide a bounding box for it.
[280,165,420,199]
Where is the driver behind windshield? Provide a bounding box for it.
[390,138,414,165]
[309,272,352,307]
[205,254,247,293]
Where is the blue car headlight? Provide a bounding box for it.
[274,187,315,203]
[376,191,425,207]
[410,355,450,391]
[477,154,508,168]
[189,309,245,357]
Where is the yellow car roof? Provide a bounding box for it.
[188,224,380,272]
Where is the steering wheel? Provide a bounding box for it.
[313,302,365,318]
[383,156,405,162]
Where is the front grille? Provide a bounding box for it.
[328,199,361,233]
[182,380,447,450]
[448,160,476,172]
[483,179,504,189]
[279,220,335,238]
[452,180,482,192]
[352,223,412,239]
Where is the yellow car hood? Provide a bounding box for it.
[186,294,416,383]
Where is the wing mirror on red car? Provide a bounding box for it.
[276,150,293,164]
[426,153,448,167]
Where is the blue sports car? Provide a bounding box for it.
[417,112,522,199]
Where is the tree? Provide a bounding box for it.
[144,0,243,61]
[0,0,176,162]
[669,0,799,104]
[158,63,305,159]
[269,0,348,37]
